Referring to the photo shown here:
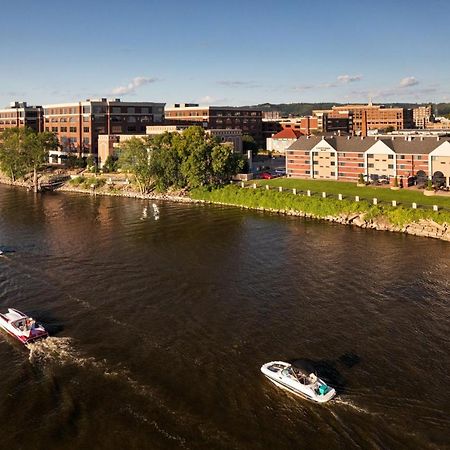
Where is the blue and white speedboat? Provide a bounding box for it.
[261,361,336,403]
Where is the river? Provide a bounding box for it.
[0,185,449,450]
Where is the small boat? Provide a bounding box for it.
[0,308,48,345]
[261,361,336,403]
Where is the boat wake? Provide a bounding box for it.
[27,337,107,371]
[333,397,373,415]
[27,336,236,448]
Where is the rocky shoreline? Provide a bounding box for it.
[1,178,449,242]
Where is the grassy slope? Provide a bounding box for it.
[191,185,450,227]
[257,178,450,209]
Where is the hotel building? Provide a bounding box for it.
[286,135,450,187]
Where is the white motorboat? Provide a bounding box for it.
[0,308,48,345]
[261,361,336,403]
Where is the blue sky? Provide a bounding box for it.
[1,0,449,107]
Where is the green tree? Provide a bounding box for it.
[26,131,58,192]
[211,143,244,185]
[117,137,153,194]
[102,155,118,173]
[0,128,28,182]
[0,128,57,191]
[149,133,184,191]
[242,134,258,154]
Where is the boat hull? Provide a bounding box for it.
[261,361,336,403]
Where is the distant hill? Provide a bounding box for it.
[245,102,450,117]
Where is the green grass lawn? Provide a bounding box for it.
[256,178,450,210]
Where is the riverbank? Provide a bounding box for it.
[1,177,449,241]
[190,185,450,242]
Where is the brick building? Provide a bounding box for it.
[0,102,43,133]
[43,98,164,163]
[413,105,433,129]
[286,135,450,187]
[98,125,243,168]
[313,104,413,133]
[165,103,263,144]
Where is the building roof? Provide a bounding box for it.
[271,128,302,139]
[287,135,450,155]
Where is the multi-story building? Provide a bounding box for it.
[165,103,263,144]
[43,98,165,163]
[98,125,243,168]
[286,135,450,187]
[413,105,433,129]
[426,116,450,130]
[313,104,413,133]
[266,128,302,153]
[0,102,43,132]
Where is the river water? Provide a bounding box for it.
[0,185,449,450]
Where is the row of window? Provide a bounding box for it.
[46,127,89,133]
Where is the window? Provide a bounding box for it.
[45,127,49,131]
[60,127,67,132]
[339,162,344,166]
[357,153,363,157]
[127,107,135,114]
[83,127,89,133]
[330,172,335,176]
[368,163,374,168]
[304,151,309,155]
[52,127,58,132]
[313,171,318,175]
[400,155,405,159]
[388,164,394,169]
[112,107,121,114]
[70,127,77,132]
[128,116,136,123]
[358,163,364,167]
[417,155,422,160]
[399,164,406,169]
[331,161,335,166]
[388,154,394,159]
[367,154,373,158]
[305,170,310,174]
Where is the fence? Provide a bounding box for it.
[232,181,449,213]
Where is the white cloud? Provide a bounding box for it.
[198,95,227,105]
[111,76,159,95]
[399,76,419,88]
[217,80,259,88]
[337,74,363,84]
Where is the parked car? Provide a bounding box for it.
[260,172,274,180]
[274,168,286,176]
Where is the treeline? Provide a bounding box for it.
[246,102,450,117]
[113,127,245,194]
[0,127,58,192]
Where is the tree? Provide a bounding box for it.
[0,128,57,191]
[211,143,244,185]
[148,133,184,191]
[117,137,153,194]
[26,131,58,192]
[102,155,118,173]
[0,128,28,182]
[242,134,258,154]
